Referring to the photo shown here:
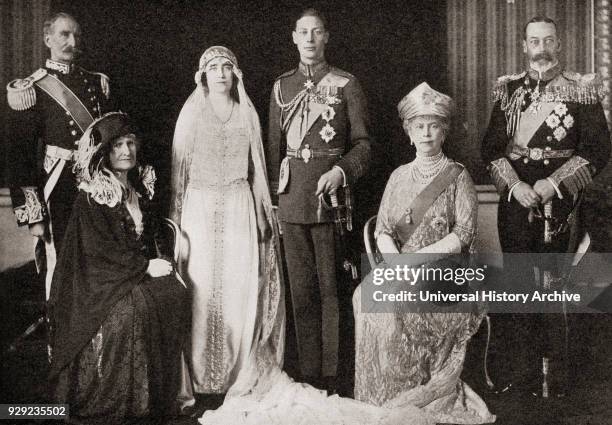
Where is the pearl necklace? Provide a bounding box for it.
[411,151,447,183]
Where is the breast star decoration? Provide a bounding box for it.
[545,102,574,142]
[320,105,337,143]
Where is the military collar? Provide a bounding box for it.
[527,62,561,82]
[298,60,329,79]
[46,59,73,75]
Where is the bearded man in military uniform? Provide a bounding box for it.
[481,16,610,396]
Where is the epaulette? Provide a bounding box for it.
[329,67,355,80]
[560,71,606,103]
[275,68,297,81]
[78,67,111,99]
[492,71,526,102]
[6,68,47,111]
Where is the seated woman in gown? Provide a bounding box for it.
[48,112,189,424]
[353,82,495,424]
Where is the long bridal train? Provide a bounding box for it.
[198,344,435,425]
[198,285,495,425]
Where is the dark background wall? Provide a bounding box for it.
[46,0,447,222]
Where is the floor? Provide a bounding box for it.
[1,262,611,425]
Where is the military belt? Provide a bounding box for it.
[510,146,574,161]
[45,145,75,161]
[286,145,344,164]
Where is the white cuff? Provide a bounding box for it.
[507,181,521,202]
[546,177,563,199]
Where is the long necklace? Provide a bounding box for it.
[411,151,447,183]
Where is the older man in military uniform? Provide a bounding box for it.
[267,8,371,391]
[6,12,113,299]
[481,16,610,396]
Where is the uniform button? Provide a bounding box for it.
[545,146,551,151]
[84,78,88,83]
[71,130,77,136]
[91,96,97,101]
[74,140,79,146]
[523,158,529,164]
[69,120,75,126]
[546,136,552,141]
[87,88,92,92]
[65,111,71,116]
[543,159,550,165]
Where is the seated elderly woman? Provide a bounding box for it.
[353,83,495,424]
[48,113,189,424]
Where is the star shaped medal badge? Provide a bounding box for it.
[304,79,315,90]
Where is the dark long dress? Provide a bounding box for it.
[48,190,189,424]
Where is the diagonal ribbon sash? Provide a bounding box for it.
[512,102,559,149]
[286,72,350,150]
[35,74,94,132]
[32,74,94,300]
[394,163,464,245]
[280,91,308,134]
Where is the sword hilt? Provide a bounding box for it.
[544,201,552,244]
[330,193,339,208]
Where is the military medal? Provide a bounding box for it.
[320,99,337,143]
[528,85,542,114]
[322,106,336,122]
[320,123,336,143]
[304,79,315,90]
[526,78,542,114]
[544,103,573,142]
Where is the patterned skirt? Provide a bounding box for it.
[53,276,189,424]
[181,181,259,393]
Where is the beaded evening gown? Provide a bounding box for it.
[353,154,495,424]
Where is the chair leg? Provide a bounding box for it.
[4,315,45,354]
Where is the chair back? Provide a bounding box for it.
[363,215,379,269]
[155,218,181,262]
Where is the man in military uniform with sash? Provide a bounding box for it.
[267,8,371,391]
[481,16,610,395]
[6,12,113,299]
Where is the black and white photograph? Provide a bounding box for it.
[1,0,611,424]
